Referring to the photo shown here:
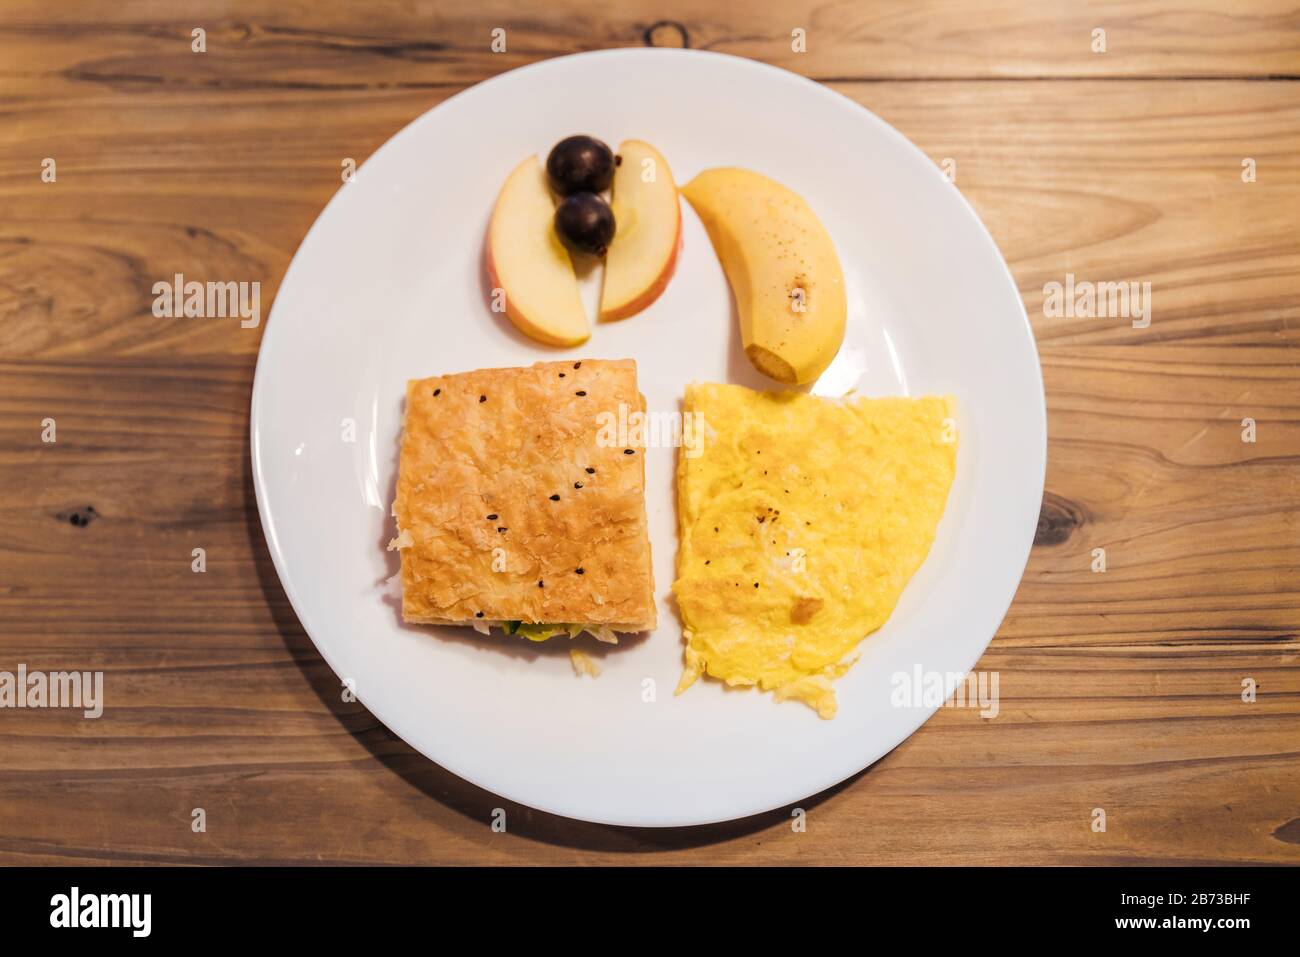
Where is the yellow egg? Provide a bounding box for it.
[672,383,958,719]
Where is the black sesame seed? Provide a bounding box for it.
[705,560,711,565]
[475,611,484,618]
[574,482,583,489]
[754,582,759,588]
[559,372,566,377]
[434,388,441,396]
[623,448,635,455]
[585,467,596,474]
[549,494,560,501]
[479,395,486,403]
[497,526,508,533]
[575,568,584,575]
[573,362,581,369]
[538,580,544,588]
[486,513,498,520]
[575,390,587,396]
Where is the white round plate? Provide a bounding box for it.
[251,49,1045,827]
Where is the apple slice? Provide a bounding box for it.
[487,155,589,346]
[599,140,681,321]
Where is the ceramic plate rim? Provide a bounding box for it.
[250,48,1046,827]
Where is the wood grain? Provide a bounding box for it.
[1,3,1298,865]
[3,0,1299,89]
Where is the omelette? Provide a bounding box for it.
[672,383,957,718]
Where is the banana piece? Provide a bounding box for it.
[683,168,846,384]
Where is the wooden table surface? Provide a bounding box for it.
[2,1,1298,865]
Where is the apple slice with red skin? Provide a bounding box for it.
[486,155,590,347]
[599,140,682,321]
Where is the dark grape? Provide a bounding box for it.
[546,135,616,195]
[554,192,615,257]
